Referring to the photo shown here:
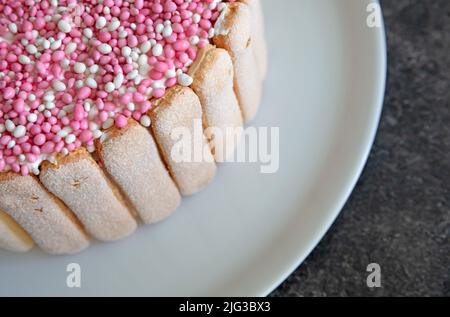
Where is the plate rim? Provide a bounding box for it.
[260,1,388,297]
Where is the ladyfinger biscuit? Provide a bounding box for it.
[96,120,181,224]
[151,86,217,196]
[240,0,268,79]
[189,45,243,162]
[0,208,34,253]
[40,148,137,242]
[0,173,89,254]
[214,2,262,123]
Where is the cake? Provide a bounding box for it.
[0,0,267,254]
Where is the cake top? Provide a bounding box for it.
[0,0,234,176]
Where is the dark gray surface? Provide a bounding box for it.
[272,0,450,297]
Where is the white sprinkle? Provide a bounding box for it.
[118,29,128,38]
[28,93,36,101]
[121,46,132,57]
[83,28,93,39]
[65,42,77,54]
[138,54,148,66]
[89,122,98,131]
[96,16,107,29]
[74,62,87,74]
[13,125,26,138]
[61,148,69,156]
[50,39,62,50]
[84,101,91,112]
[127,69,139,80]
[177,73,194,86]
[42,39,51,49]
[26,44,38,55]
[61,58,70,68]
[127,102,136,111]
[152,80,164,89]
[93,129,103,139]
[75,80,84,88]
[8,23,18,33]
[108,18,120,31]
[52,80,66,91]
[57,129,69,138]
[85,77,98,89]
[44,93,55,102]
[0,124,5,133]
[131,51,139,61]
[193,14,201,24]
[189,35,200,45]
[165,69,176,78]
[7,140,15,149]
[19,55,31,65]
[5,120,15,132]
[155,23,164,34]
[65,134,76,144]
[114,73,124,89]
[98,43,112,54]
[140,41,152,54]
[208,28,215,38]
[152,43,163,57]
[163,25,173,38]
[89,64,99,74]
[58,19,72,33]
[104,82,115,93]
[140,115,151,128]
[45,102,56,110]
[27,113,38,123]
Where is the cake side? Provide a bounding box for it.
[151,86,217,196]
[0,209,34,252]
[40,148,137,241]
[0,172,90,254]
[96,120,182,224]
[189,45,244,162]
[214,2,263,123]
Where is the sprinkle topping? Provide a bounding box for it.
[0,0,234,175]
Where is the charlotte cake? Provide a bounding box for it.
[0,0,267,254]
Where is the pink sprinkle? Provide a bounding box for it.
[33,134,46,146]
[0,0,236,175]
[3,87,15,100]
[77,87,91,99]
[115,115,128,129]
[79,130,92,142]
[52,50,65,62]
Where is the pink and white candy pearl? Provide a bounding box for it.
[0,0,235,175]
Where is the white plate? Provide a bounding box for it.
[0,0,386,296]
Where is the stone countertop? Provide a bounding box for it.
[272,0,449,297]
